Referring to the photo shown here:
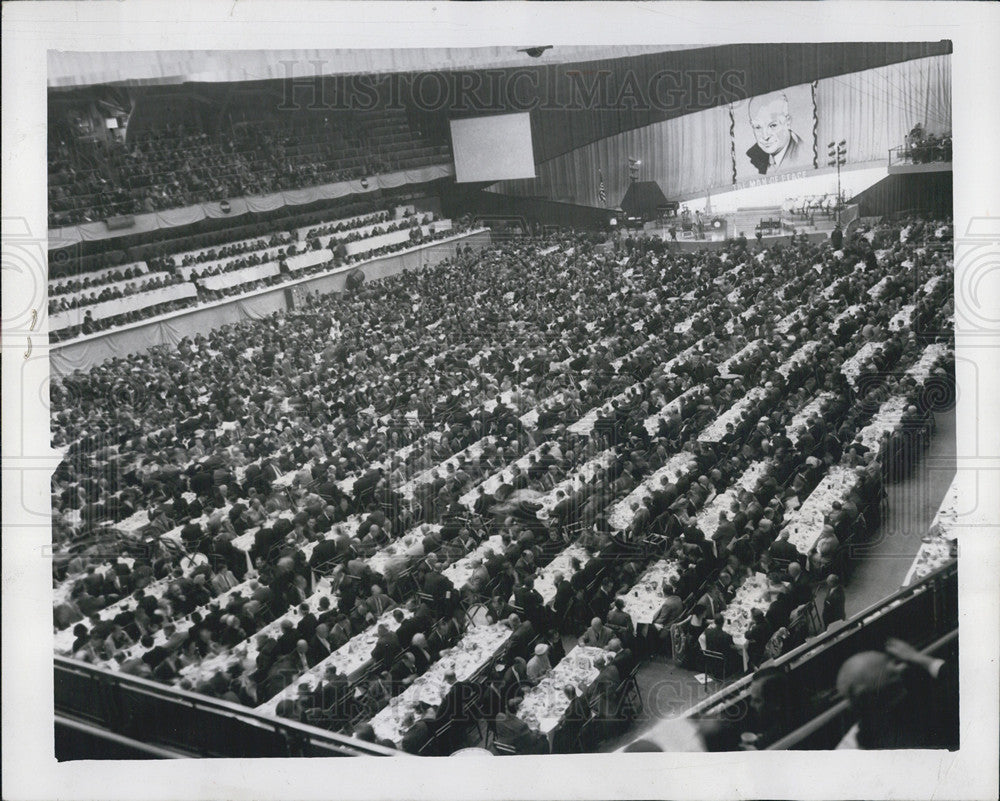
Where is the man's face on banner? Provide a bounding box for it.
[749,96,793,155]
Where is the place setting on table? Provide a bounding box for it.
[517,645,610,745]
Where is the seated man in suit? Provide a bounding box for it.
[400,705,437,755]
[370,623,403,670]
[493,698,549,754]
[785,562,813,608]
[433,670,480,755]
[407,632,434,674]
[579,617,613,649]
[585,654,623,740]
[606,597,636,647]
[552,684,592,754]
[768,529,801,566]
[505,614,537,663]
[699,615,740,678]
[389,652,419,694]
[308,623,336,666]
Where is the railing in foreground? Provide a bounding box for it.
[55,656,398,759]
[683,560,957,741]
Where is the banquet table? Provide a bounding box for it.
[787,392,835,446]
[516,645,609,748]
[698,387,767,444]
[607,453,698,531]
[906,343,950,383]
[51,260,148,289]
[459,444,546,509]
[52,557,135,610]
[93,577,260,669]
[841,341,888,388]
[888,304,917,331]
[172,236,275,266]
[531,544,593,604]
[776,341,820,378]
[368,623,512,746]
[903,474,959,586]
[255,606,410,716]
[294,211,381,241]
[536,450,616,517]
[922,274,945,295]
[398,436,499,499]
[717,339,763,378]
[620,559,683,625]
[782,467,860,555]
[723,573,785,661]
[443,535,506,589]
[179,577,338,683]
[857,396,909,453]
[568,384,642,436]
[642,386,705,438]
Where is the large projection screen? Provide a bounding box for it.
[450,113,537,183]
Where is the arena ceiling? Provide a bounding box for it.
[48,46,697,89]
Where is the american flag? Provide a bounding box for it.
[598,169,607,206]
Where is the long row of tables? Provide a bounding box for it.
[903,474,959,587]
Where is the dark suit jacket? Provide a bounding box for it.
[401,719,434,755]
[307,634,334,667]
[746,132,806,176]
[371,632,402,668]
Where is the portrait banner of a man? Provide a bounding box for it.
[731,84,818,183]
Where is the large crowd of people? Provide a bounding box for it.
[50,213,954,754]
[48,110,450,227]
[47,209,471,343]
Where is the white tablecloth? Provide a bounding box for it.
[180,577,338,683]
[699,387,767,444]
[285,248,333,272]
[717,339,764,377]
[517,646,608,740]
[50,282,197,331]
[198,262,280,291]
[643,386,705,437]
[51,260,148,289]
[889,304,917,331]
[782,467,860,555]
[903,474,959,586]
[369,623,511,745]
[841,341,888,388]
[255,606,408,716]
[536,450,617,518]
[607,453,698,531]
[906,343,950,384]
[787,392,835,446]
[620,560,683,625]
[723,573,783,648]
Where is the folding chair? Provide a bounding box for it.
[702,648,727,690]
[492,740,518,756]
[617,665,643,715]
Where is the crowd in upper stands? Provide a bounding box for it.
[47,209,471,342]
[50,215,954,753]
[48,271,187,313]
[48,110,450,227]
